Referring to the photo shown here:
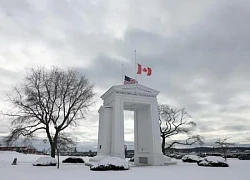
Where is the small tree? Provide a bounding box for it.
[159,104,203,154]
[57,133,76,169]
[215,138,235,160]
[57,134,76,152]
[3,67,94,158]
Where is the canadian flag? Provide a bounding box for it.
[137,63,152,76]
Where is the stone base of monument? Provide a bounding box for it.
[88,155,177,167]
[132,155,177,166]
[133,154,165,166]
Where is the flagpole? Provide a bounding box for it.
[134,50,137,81]
[122,63,124,84]
[133,50,137,103]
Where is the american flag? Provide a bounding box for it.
[124,75,138,85]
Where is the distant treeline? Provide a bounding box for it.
[164,146,250,154]
[124,146,250,155]
[41,146,250,157]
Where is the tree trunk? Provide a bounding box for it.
[57,147,60,169]
[223,149,227,161]
[45,126,56,157]
[51,143,56,158]
[161,137,166,155]
[49,130,59,158]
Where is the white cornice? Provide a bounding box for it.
[101,84,160,100]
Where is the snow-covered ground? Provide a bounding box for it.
[0,151,249,180]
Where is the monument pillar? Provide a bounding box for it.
[111,98,125,158]
[97,106,112,156]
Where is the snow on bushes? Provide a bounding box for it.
[182,155,201,163]
[164,155,178,165]
[197,156,229,167]
[90,157,130,171]
[33,157,57,166]
[62,157,85,163]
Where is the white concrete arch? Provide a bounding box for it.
[91,84,164,166]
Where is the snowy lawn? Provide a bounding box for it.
[0,151,249,180]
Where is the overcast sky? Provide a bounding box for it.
[1,0,250,150]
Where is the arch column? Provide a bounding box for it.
[110,98,125,158]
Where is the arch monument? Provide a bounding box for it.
[90,84,165,166]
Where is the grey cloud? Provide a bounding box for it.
[221,125,250,132]
[0,67,20,78]
[77,54,126,90]
[1,0,250,148]
[79,0,250,143]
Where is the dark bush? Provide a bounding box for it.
[197,153,207,158]
[173,154,183,159]
[182,155,201,163]
[33,163,57,166]
[183,159,199,163]
[231,154,239,158]
[32,157,57,166]
[89,157,129,171]
[129,157,134,162]
[62,157,85,163]
[238,154,250,160]
[198,161,228,167]
[90,164,129,171]
[197,156,229,167]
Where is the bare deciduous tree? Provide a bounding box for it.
[215,137,235,160]
[3,67,94,157]
[159,104,204,154]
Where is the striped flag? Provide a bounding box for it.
[124,75,138,85]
